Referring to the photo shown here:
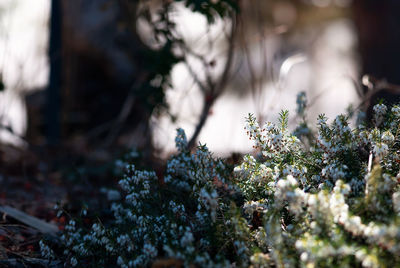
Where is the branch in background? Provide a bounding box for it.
[103,74,148,147]
[187,99,214,150]
[357,74,400,112]
[0,206,58,234]
[215,12,237,98]
[0,123,28,146]
[84,73,149,148]
[184,46,215,91]
[187,11,237,150]
[183,60,208,93]
[96,1,237,151]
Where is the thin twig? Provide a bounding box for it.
[215,14,237,98]
[187,12,237,149]
[183,60,208,93]
[103,74,148,147]
[357,74,400,112]
[183,46,215,91]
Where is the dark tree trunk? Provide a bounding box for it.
[59,0,153,151]
[46,0,62,145]
[352,0,400,116]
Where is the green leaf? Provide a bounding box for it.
[279,110,289,130]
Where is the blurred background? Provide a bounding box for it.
[1,0,400,261]
[0,0,399,158]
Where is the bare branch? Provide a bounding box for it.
[187,12,237,149]
[356,74,400,112]
[103,74,148,147]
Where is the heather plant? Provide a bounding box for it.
[42,93,400,267]
[234,94,400,267]
[42,129,257,267]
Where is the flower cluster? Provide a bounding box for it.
[42,99,400,267]
[234,102,400,267]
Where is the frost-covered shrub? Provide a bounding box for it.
[42,95,400,267]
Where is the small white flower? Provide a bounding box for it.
[70,257,78,267]
[180,230,194,247]
[373,103,387,126]
[381,130,394,143]
[373,142,389,158]
[300,252,308,262]
[107,190,121,201]
[287,175,298,186]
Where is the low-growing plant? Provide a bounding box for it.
[42,93,400,267]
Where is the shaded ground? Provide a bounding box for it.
[0,142,123,267]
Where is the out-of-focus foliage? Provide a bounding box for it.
[176,0,238,22]
[135,0,237,113]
